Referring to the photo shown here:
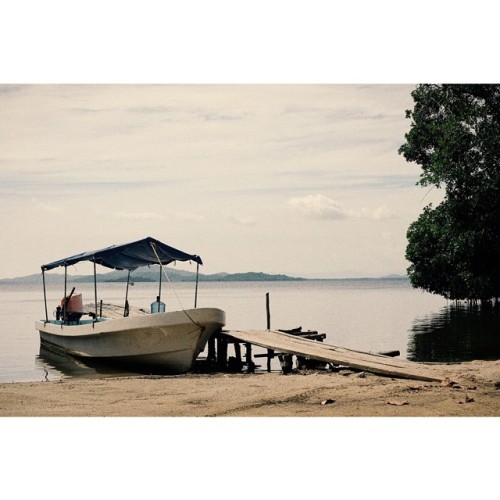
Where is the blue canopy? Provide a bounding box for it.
[41,236,203,271]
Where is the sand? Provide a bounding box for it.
[1,359,499,417]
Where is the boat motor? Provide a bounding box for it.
[61,288,84,323]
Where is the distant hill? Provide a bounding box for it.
[0,266,306,285]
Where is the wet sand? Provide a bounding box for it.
[1,359,499,417]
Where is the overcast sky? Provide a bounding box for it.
[0,83,448,279]
[2,1,494,281]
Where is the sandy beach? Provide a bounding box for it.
[1,359,499,417]
[2,360,499,500]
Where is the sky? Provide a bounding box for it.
[1,1,495,281]
[0,83,447,279]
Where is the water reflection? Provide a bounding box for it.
[408,304,500,362]
[36,346,143,380]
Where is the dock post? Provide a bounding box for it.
[267,349,274,372]
[234,341,242,365]
[245,342,255,373]
[216,334,228,371]
[266,292,271,329]
[207,334,217,366]
[266,292,273,371]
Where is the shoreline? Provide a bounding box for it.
[1,359,499,417]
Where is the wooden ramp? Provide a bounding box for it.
[224,329,444,382]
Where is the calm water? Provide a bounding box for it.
[1,279,499,383]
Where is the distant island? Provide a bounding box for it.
[0,269,409,285]
[0,266,307,285]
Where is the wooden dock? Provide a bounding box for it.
[91,302,443,382]
[221,329,444,382]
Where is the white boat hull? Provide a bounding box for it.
[35,308,225,374]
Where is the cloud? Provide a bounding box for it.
[114,211,166,221]
[175,211,205,222]
[228,214,257,226]
[278,171,418,191]
[288,194,348,220]
[289,194,397,221]
[351,205,397,220]
[0,84,417,279]
[0,85,24,96]
[30,198,64,214]
[198,111,244,121]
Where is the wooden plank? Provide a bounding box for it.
[223,329,444,382]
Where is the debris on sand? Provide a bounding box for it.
[320,399,335,405]
[387,399,409,406]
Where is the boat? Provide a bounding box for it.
[35,237,226,374]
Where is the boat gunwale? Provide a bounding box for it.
[36,307,226,337]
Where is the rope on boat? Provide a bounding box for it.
[149,241,203,329]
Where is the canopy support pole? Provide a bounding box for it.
[93,260,98,322]
[194,262,200,308]
[124,270,131,317]
[42,269,48,322]
[63,265,68,323]
[158,264,163,302]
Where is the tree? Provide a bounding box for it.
[399,84,500,302]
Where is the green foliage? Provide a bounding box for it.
[400,84,500,301]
